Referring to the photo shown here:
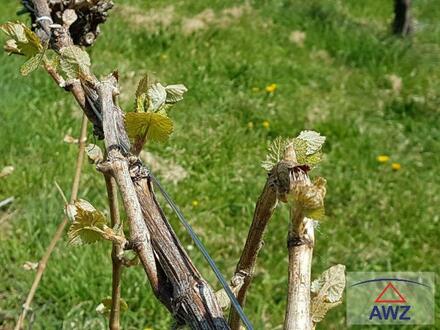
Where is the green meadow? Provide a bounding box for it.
[0,0,439,329]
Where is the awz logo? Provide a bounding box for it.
[369,305,411,321]
[346,272,435,325]
[369,282,411,321]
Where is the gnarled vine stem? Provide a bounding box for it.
[20,1,230,328]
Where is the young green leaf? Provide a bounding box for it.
[262,132,325,172]
[294,130,325,168]
[291,138,308,164]
[304,151,323,168]
[59,45,91,79]
[311,264,345,303]
[20,48,46,76]
[0,22,42,57]
[311,264,346,323]
[136,74,154,98]
[311,298,342,324]
[67,199,108,245]
[261,137,290,171]
[4,39,20,55]
[20,55,40,76]
[44,49,61,72]
[125,112,173,143]
[165,84,188,104]
[297,130,326,155]
[147,83,167,111]
[65,199,96,222]
[1,23,26,42]
[135,75,187,112]
[135,93,147,112]
[305,207,325,221]
[292,177,326,221]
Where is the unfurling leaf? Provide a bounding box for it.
[147,83,167,111]
[65,204,77,222]
[134,75,165,112]
[135,75,187,112]
[67,200,108,245]
[165,84,188,104]
[125,112,173,143]
[67,199,96,219]
[44,49,61,72]
[293,177,326,221]
[291,138,308,163]
[136,74,154,98]
[297,130,326,155]
[292,130,326,168]
[262,131,325,171]
[66,199,125,246]
[304,151,323,168]
[60,45,91,79]
[136,93,147,112]
[135,81,167,113]
[20,50,45,76]
[131,76,185,149]
[311,298,342,323]
[4,39,20,54]
[0,22,42,57]
[261,137,290,171]
[311,264,345,302]
[305,207,325,221]
[292,136,323,168]
[311,264,346,324]
[96,297,128,316]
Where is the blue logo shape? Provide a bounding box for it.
[346,272,434,325]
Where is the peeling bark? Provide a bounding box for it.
[284,169,314,330]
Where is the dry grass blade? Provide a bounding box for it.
[15,115,88,330]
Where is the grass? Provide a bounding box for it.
[0,0,439,329]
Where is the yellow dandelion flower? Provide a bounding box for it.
[265,83,277,93]
[192,200,199,207]
[247,122,254,128]
[262,120,270,129]
[377,155,390,163]
[391,162,401,171]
